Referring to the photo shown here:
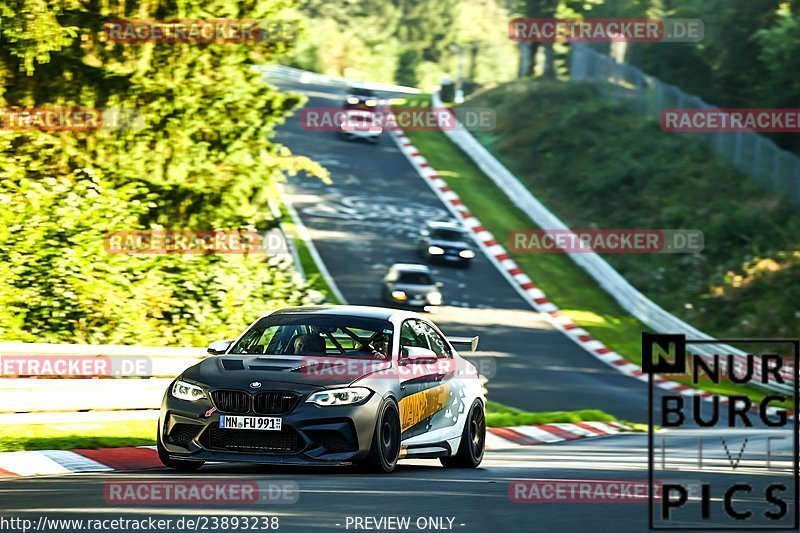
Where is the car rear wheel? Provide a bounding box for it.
[157,428,204,472]
[440,399,485,468]
[359,399,401,473]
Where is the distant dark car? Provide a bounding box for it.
[343,84,379,110]
[381,263,442,310]
[418,221,476,266]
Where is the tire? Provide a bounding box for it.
[157,428,204,472]
[440,399,485,468]
[358,399,401,473]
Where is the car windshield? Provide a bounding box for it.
[349,86,375,96]
[229,314,393,358]
[397,271,433,284]
[430,228,465,241]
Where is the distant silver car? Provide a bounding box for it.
[381,263,442,310]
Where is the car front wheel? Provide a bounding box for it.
[359,399,401,473]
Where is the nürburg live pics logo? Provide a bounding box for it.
[644,332,799,530]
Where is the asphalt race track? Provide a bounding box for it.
[274,78,665,422]
[0,430,793,532]
[0,77,791,533]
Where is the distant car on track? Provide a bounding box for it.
[381,263,443,309]
[418,220,476,266]
[343,84,379,110]
[338,109,382,143]
[157,305,485,474]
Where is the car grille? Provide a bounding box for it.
[253,392,299,415]
[211,390,300,415]
[211,390,251,413]
[205,427,299,453]
[168,423,201,445]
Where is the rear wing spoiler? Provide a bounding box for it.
[447,336,479,352]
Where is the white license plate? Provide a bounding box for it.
[219,415,282,431]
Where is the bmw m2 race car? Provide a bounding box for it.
[158,305,485,473]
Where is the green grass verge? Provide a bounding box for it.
[397,94,781,406]
[468,80,800,342]
[281,205,342,304]
[485,400,621,428]
[0,404,631,451]
[0,420,156,452]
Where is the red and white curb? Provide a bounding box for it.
[486,421,631,450]
[387,115,788,418]
[0,446,161,478]
[0,424,631,478]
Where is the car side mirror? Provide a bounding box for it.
[435,282,444,288]
[402,346,438,364]
[207,339,234,355]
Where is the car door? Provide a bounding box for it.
[416,320,465,441]
[397,319,452,442]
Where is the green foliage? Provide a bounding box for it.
[469,80,800,339]
[630,0,800,152]
[0,419,156,451]
[287,0,516,88]
[0,0,327,345]
[400,91,790,404]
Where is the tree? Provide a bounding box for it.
[0,0,326,345]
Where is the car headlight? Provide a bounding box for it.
[172,380,205,402]
[347,97,359,105]
[391,290,408,301]
[365,99,378,107]
[459,249,476,259]
[428,245,445,255]
[306,387,372,406]
[428,292,442,305]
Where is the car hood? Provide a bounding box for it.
[429,238,472,249]
[392,282,438,293]
[181,355,393,389]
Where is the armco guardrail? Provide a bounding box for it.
[430,91,793,393]
[0,343,206,413]
[260,64,422,95]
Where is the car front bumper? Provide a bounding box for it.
[425,250,474,264]
[339,128,382,140]
[159,389,383,466]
